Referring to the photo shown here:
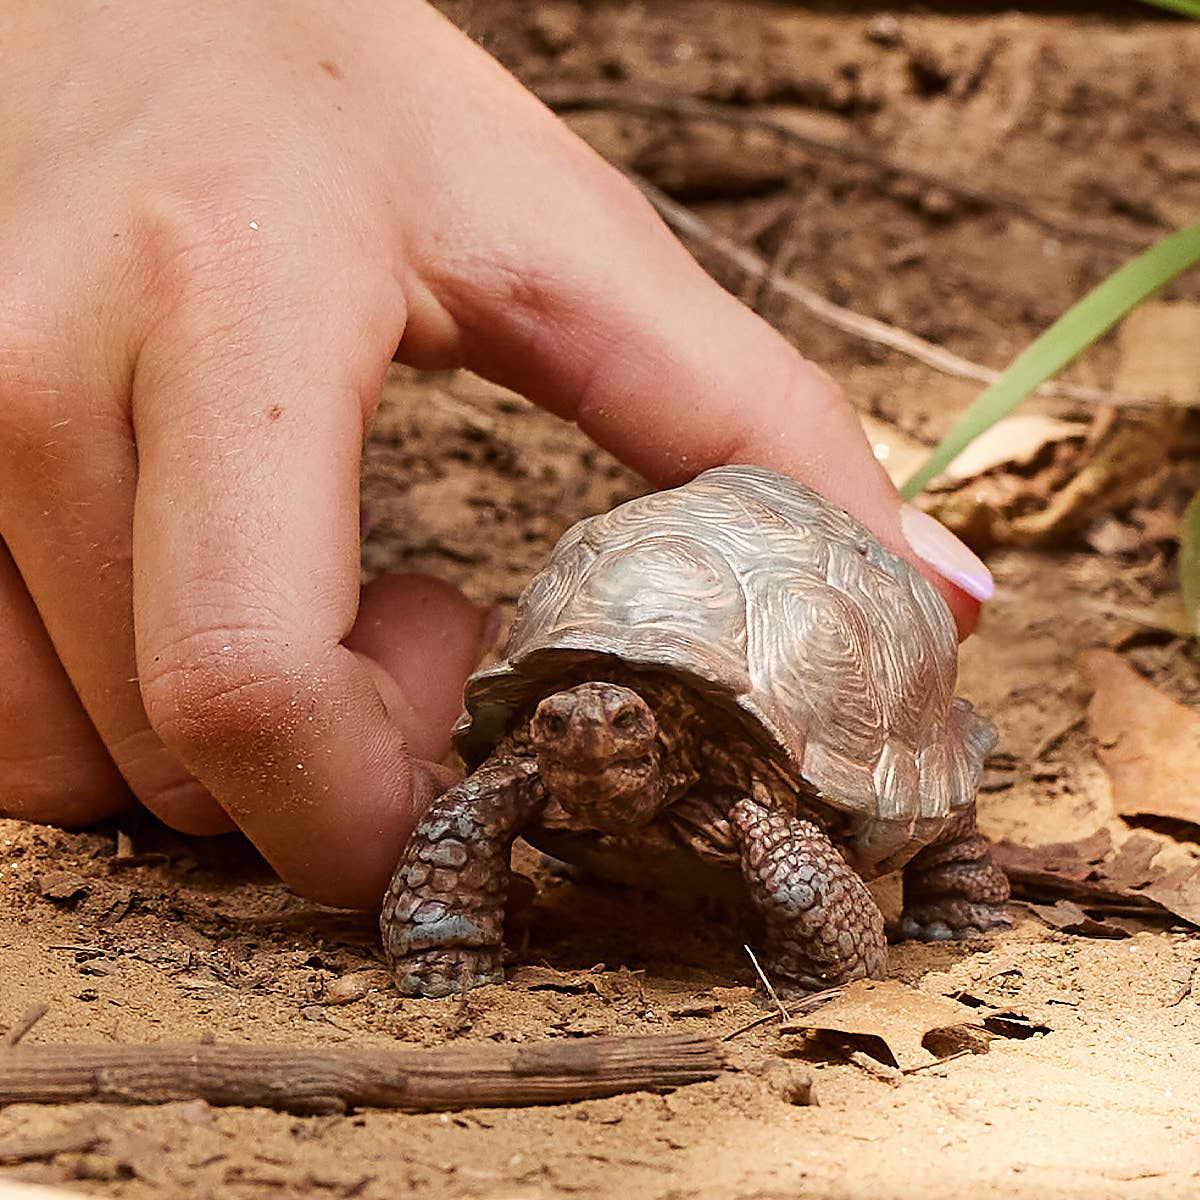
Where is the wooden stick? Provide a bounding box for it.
[0,1034,723,1116]
[629,173,1160,412]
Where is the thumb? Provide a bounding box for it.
[344,573,496,762]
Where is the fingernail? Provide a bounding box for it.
[899,505,995,602]
[480,605,505,653]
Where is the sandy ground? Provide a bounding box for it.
[3,4,1200,1198]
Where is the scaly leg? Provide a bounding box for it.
[730,798,886,991]
[380,755,544,997]
[899,804,1010,941]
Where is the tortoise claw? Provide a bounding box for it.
[395,947,505,998]
[897,903,1010,943]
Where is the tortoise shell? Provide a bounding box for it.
[454,465,995,870]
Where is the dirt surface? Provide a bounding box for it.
[4,4,1200,1198]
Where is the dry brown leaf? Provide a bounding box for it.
[781,978,984,1071]
[1103,833,1165,890]
[935,414,1087,483]
[993,827,1200,930]
[924,306,1200,549]
[1080,597,1195,640]
[992,828,1113,885]
[509,965,595,993]
[1142,866,1200,927]
[1027,899,1131,939]
[925,407,1179,549]
[1113,301,1200,409]
[1079,648,1200,827]
[510,964,646,1003]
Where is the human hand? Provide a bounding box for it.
[0,0,991,907]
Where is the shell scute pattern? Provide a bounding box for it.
[748,572,884,770]
[457,465,994,862]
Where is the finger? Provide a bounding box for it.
[444,229,985,634]
[390,9,990,633]
[131,258,480,908]
[0,336,233,835]
[0,536,130,826]
[345,573,495,763]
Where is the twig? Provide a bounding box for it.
[631,173,1162,411]
[447,978,474,1039]
[743,945,788,1021]
[4,1004,49,1047]
[540,82,1157,253]
[902,1048,973,1075]
[721,984,844,1042]
[743,203,805,316]
[721,1011,782,1042]
[0,1034,724,1116]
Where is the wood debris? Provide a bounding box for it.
[0,1034,724,1115]
[36,871,90,903]
[994,824,1200,931]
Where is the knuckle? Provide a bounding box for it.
[427,151,643,326]
[131,179,296,346]
[140,627,314,767]
[136,170,271,282]
[130,178,398,420]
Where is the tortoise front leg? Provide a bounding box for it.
[381,756,544,998]
[899,803,1010,941]
[730,798,886,991]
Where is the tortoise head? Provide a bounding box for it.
[529,682,665,832]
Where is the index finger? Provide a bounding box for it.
[390,12,991,631]
[448,222,989,634]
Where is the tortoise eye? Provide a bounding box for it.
[612,709,641,734]
[537,712,567,738]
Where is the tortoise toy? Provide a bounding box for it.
[381,465,1009,998]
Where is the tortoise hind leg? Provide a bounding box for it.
[381,755,544,998]
[899,803,1010,941]
[730,798,886,992]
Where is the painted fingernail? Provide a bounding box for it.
[899,505,995,602]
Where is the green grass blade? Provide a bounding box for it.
[901,222,1200,499]
[1136,0,1200,17]
[1181,491,1200,634]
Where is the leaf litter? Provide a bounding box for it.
[987,648,1200,934]
[779,979,1027,1072]
[1078,647,1200,828]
